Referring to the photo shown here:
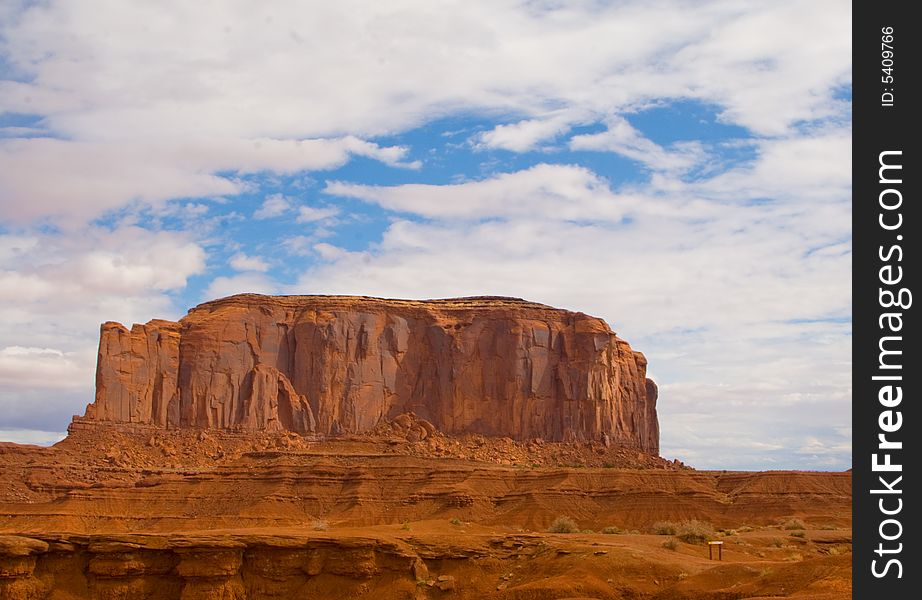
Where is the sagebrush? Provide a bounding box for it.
[652,520,714,543]
[547,516,579,533]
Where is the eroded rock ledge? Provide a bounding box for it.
[76,294,659,453]
[0,531,478,600]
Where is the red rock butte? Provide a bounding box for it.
[75,294,659,454]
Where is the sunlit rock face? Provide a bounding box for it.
[79,294,659,454]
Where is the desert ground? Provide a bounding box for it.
[1,425,850,600]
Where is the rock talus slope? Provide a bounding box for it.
[77,295,659,453]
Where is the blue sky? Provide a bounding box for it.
[0,1,851,469]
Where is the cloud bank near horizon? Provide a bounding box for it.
[0,0,851,469]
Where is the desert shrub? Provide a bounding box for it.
[449,517,462,526]
[675,520,715,544]
[662,538,679,550]
[401,521,412,531]
[547,516,579,533]
[789,530,806,538]
[581,529,595,534]
[769,538,785,548]
[782,518,806,530]
[312,520,328,531]
[652,521,679,535]
[602,526,621,534]
[737,525,754,533]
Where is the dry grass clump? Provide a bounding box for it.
[782,518,806,530]
[547,516,580,533]
[675,520,715,544]
[652,521,678,535]
[825,544,850,556]
[602,526,622,534]
[652,520,714,543]
[662,538,679,550]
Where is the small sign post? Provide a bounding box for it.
[708,541,723,561]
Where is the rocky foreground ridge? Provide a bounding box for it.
[75,295,659,454]
[0,429,852,600]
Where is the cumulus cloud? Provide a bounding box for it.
[297,205,340,223]
[229,253,270,272]
[691,127,852,203]
[326,164,627,222]
[0,136,418,224]
[2,1,849,136]
[475,110,583,152]
[0,429,66,446]
[0,226,205,302]
[570,116,708,173]
[0,226,206,436]
[1,0,848,224]
[204,272,281,300]
[0,347,88,390]
[281,232,335,257]
[253,194,292,219]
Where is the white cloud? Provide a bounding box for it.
[0,429,66,446]
[0,226,205,301]
[0,347,64,357]
[229,252,270,273]
[280,226,338,256]
[692,127,852,203]
[253,194,292,219]
[0,136,417,224]
[326,163,627,221]
[0,225,206,433]
[204,272,281,300]
[0,346,89,390]
[570,116,708,173]
[3,1,849,137]
[0,138,240,224]
[0,235,39,260]
[476,110,582,152]
[1,1,848,223]
[297,205,340,223]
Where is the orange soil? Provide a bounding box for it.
[0,428,851,599]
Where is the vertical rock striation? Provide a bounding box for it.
[76,295,659,454]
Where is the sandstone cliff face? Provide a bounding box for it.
[77,295,659,453]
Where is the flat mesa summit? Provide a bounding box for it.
[76,294,659,454]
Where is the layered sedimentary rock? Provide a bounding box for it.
[0,525,855,600]
[76,295,659,453]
